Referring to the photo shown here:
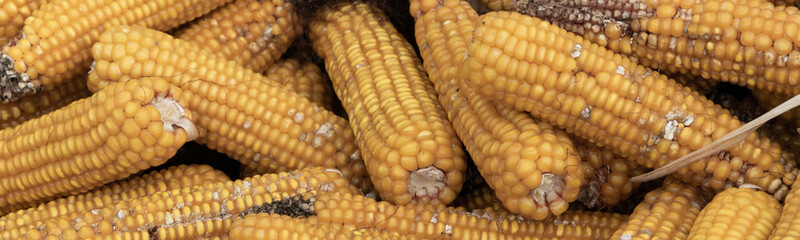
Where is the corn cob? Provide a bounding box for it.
[409,0,583,218]
[309,1,466,205]
[0,0,49,46]
[450,184,506,212]
[477,0,512,11]
[230,213,415,240]
[261,59,336,112]
[688,186,782,240]
[11,167,358,239]
[87,25,371,192]
[668,73,718,96]
[576,138,646,208]
[610,181,709,240]
[462,11,797,198]
[0,164,229,235]
[754,90,800,127]
[0,75,89,129]
[0,77,197,213]
[174,0,300,73]
[772,0,800,7]
[313,192,627,240]
[0,0,232,102]
[770,179,800,239]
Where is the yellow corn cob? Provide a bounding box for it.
[772,0,800,7]
[87,25,371,192]
[770,179,800,239]
[0,0,49,46]
[0,164,229,235]
[11,167,358,239]
[409,0,583,218]
[313,192,627,240]
[576,138,646,208]
[0,0,232,102]
[477,0,513,11]
[689,187,782,240]
[0,77,197,213]
[610,181,709,240]
[462,11,797,198]
[309,1,466,205]
[668,73,718,96]
[261,59,336,112]
[174,0,299,73]
[230,213,416,240]
[0,75,89,129]
[754,90,800,127]
[450,184,506,212]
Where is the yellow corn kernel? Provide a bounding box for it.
[175,0,299,73]
[13,167,358,239]
[610,181,709,240]
[462,11,797,198]
[309,1,466,205]
[230,214,416,240]
[770,179,800,239]
[576,137,646,208]
[0,78,197,213]
[87,25,371,193]
[476,0,513,11]
[411,0,583,219]
[689,187,782,240]
[261,59,336,112]
[0,0,49,46]
[667,73,718,96]
[314,192,627,240]
[450,184,507,212]
[0,75,90,129]
[0,164,229,237]
[0,0,232,102]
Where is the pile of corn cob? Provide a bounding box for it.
[2,0,800,238]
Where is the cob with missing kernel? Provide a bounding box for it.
[461,11,797,198]
[576,138,646,208]
[174,0,300,73]
[87,25,371,192]
[0,0,232,102]
[0,75,89,129]
[0,77,198,215]
[309,1,466,205]
[0,164,230,236]
[0,0,49,46]
[689,186,782,240]
[409,0,582,218]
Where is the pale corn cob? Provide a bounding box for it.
[309,1,466,205]
[610,181,709,240]
[0,164,229,236]
[409,0,583,218]
[87,25,371,192]
[576,138,646,208]
[175,0,300,73]
[230,213,415,240]
[11,167,358,239]
[461,11,797,198]
[689,187,782,240]
[0,75,89,129]
[261,59,336,112]
[0,78,197,213]
[0,0,49,46]
[0,0,233,102]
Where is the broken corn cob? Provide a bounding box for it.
[0,77,197,213]
[309,1,466,205]
[410,0,582,219]
[0,0,232,102]
[0,164,229,236]
[261,59,336,112]
[0,75,89,129]
[0,0,48,46]
[230,213,414,240]
[688,187,782,240]
[610,181,709,240]
[88,25,371,192]
[13,167,358,239]
[174,0,299,73]
[576,138,646,208]
[462,11,797,198]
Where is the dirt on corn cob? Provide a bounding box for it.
[11,167,358,239]
[688,186,782,240]
[87,25,371,192]
[0,75,89,129]
[0,164,229,236]
[0,77,198,214]
[461,11,797,199]
[174,0,300,73]
[309,1,466,205]
[0,0,232,102]
[0,0,49,46]
[575,138,646,209]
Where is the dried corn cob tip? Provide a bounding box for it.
[0,164,229,236]
[261,59,336,112]
[88,25,371,193]
[462,10,797,199]
[610,181,708,240]
[309,1,466,205]
[175,0,300,73]
[11,167,358,239]
[0,77,196,212]
[576,138,646,208]
[0,0,48,45]
[0,0,232,102]
[689,187,782,240]
[0,75,90,130]
[230,213,415,240]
